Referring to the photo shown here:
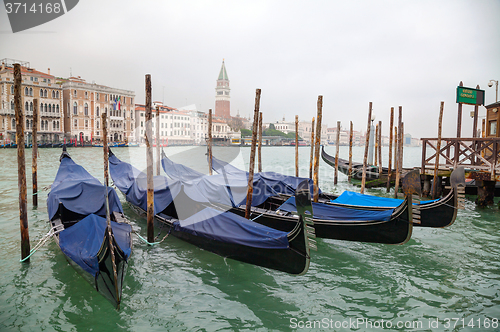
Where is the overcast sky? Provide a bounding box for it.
[1,0,499,138]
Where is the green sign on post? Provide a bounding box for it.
[456,86,485,105]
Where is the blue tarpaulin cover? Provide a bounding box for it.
[59,214,132,277]
[47,156,123,220]
[160,154,279,207]
[174,207,289,249]
[331,191,438,208]
[278,197,395,221]
[210,155,319,195]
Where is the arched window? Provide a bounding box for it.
[52,91,55,98]
[44,104,47,113]
[73,102,77,115]
[96,106,100,117]
[44,89,48,98]
[40,89,43,97]
[30,120,33,129]
[11,85,14,94]
[56,91,59,99]
[41,120,44,130]
[45,120,48,130]
[30,102,33,112]
[96,121,99,129]
[52,104,56,112]
[73,90,77,98]
[56,105,60,113]
[12,119,15,129]
[26,119,29,129]
[11,101,14,110]
[29,88,33,96]
[40,104,43,113]
[25,101,29,112]
[25,87,29,96]
[84,91,88,99]
[53,121,56,129]
[84,103,88,115]
[57,121,60,130]
[48,104,52,113]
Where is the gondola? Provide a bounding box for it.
[212,150,464,229]
[321,145,389,180]
[161,151,415,245]
[109,150,315,275]
[47,147,132,309]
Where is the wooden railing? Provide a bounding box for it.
[421,137,500,180]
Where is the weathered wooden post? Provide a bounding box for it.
[394,106,403,198]
[334,121,340,185]
[295,115,299,177]
[208,109,213,175]
[156,105,160,176]
[145,74,154,243]
[374,122,379,166]
[348,121,353,182]
[361,102,373,194]
[457,81,463,138]
[245,89,261,219]
[101,111,120,309]
[386,107,394,192]
[258,112,263,173]
[15,64,30,261]
[378,120,382,176]
[32,99,38,207]
[313,96,323,202]
[309,117,315,179]
[473,85,480,138]
[432,101,444,199]
[394,126,398,174]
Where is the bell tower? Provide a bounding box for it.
[215,60,230,118]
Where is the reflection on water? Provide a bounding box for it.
[0,146,498,331]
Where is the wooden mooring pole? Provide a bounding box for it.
[145,74,154,243]
[245,89,261,219]
[15,64,30,261]
[313,96,323,202]
[258,112,263,173]
[393,107,403,198]
[361,102,373,194]
[208,109,213,175]
[334,121,340,185]
[386,107,394,193]
[32,99,38,208]
[295,115,299,177]
[378,120,382,176]
[374,122,379,167]
[309,117,315,179]
[348,121,353,183]
[457,81,463,138]
[432,102,444,199]
[156,105,160,176]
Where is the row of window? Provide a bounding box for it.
[73,90,132,105]
[5,119,60,131]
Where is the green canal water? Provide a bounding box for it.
[0,146,499,331]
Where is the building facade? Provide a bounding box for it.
[215,60,230,119]
[0,59,63,144]
[62,77,135,143]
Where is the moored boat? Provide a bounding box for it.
[47,147,132,309]
[109,150,315,275]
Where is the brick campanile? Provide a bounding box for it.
[215,60,230,118]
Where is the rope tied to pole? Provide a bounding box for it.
[19,224,64,262]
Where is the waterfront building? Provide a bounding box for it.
[215,60,230,119]
[61,77,135,143]
[264,116,328,144]
[0,58,63,144]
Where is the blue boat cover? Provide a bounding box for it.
[161,154,205,181]
[210,155,319,195]
[174,207,289,249]
[160,155,279,207]
[278,197,395,221]
[59,214,132,277]
[47,156,123,220]
[331,191,438,208]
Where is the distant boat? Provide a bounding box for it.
[290,140,307,146]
